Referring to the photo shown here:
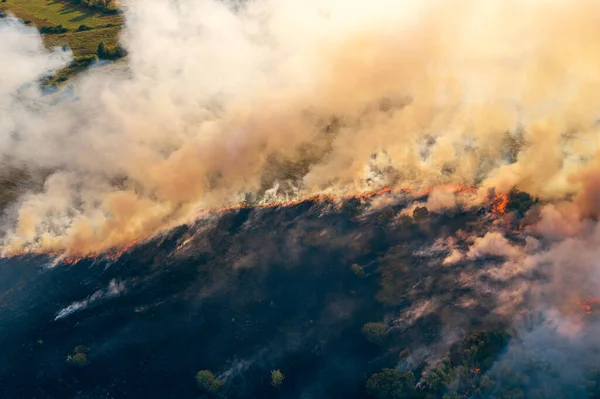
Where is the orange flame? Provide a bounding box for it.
[491,192,508,214]
[577,297,600,315]
[3,184,507,262]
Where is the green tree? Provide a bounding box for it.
[351,263,365,277]
[453,330,511,370]
[422,358,455,397]
[195,370,224,394]
[66,352,87,367]
[362,322,388,346]
[271,369,284,387]
[366,369,415,399]
[97,41,107,58]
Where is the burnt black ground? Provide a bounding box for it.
[0,196,506,399]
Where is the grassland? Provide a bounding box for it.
[43,25,120,55]
[1,0,122,29]
[1,0,123,56]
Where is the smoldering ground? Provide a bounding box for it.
[0,192,523,398]
[5,0,600,397]
[1,185,600,398]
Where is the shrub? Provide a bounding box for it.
[97,41,126,60]
[73,54,98,65]
[72,0,117,12]
[195,370,223,393]
[77,24,92,31]
[362,322,388,346]
[271,369,284,387]
[450,330,511,370]
[66,352,87,367]
[97,41,107,57]
[40,25,68,34]
[351,263,365,278]
[366,369,416,399]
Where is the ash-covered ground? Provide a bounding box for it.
[1,190,599,399]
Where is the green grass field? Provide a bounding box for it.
[43,25,121,55]
[1,0,123,57]
[2,0,122,29]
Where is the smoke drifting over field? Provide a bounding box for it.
[7,3,600,396]
[2,0,600,255]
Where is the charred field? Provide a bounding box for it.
[7,0,600,398]
[1,190,596,399]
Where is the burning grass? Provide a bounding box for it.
[2,183,517,262]
[0,178,596,399]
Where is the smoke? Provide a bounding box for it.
[55,278,126,320]
[4,0,600,256]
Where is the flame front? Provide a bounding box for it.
[2,184,511,263]
[491,193,509,214]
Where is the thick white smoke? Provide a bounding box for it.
[3,0,600,255]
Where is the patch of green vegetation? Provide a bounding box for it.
[1,0,121,30]
[366,330,518,399]
[74,0,117,13]
[43,25,120,55]
[270,369,285,387]
[39,23,67,33]
[195,370,224,394]
[362,322,388,346]
[41,53,97,85]
[351,263,365,278]
[66,352,87,366]
[66,344,90,367]
[1,0,124,83]
[366,369,416,399]
[97,39,125,59]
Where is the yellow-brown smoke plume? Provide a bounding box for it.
[4,0,600,256]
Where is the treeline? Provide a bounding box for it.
[39,41,125,87]
[70,0,118,13]
[38,23,120,35]
[365,329,600,399]
[97,41,125,60]
[39,25,68,34]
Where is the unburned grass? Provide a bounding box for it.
[1,0,123,84]
[43,25,120,55]
[1,0,121,29]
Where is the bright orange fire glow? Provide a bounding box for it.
[491,193,508,214]
[577,297,600,315]
[4,184,509,263]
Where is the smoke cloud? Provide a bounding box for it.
[3,0,600,256]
